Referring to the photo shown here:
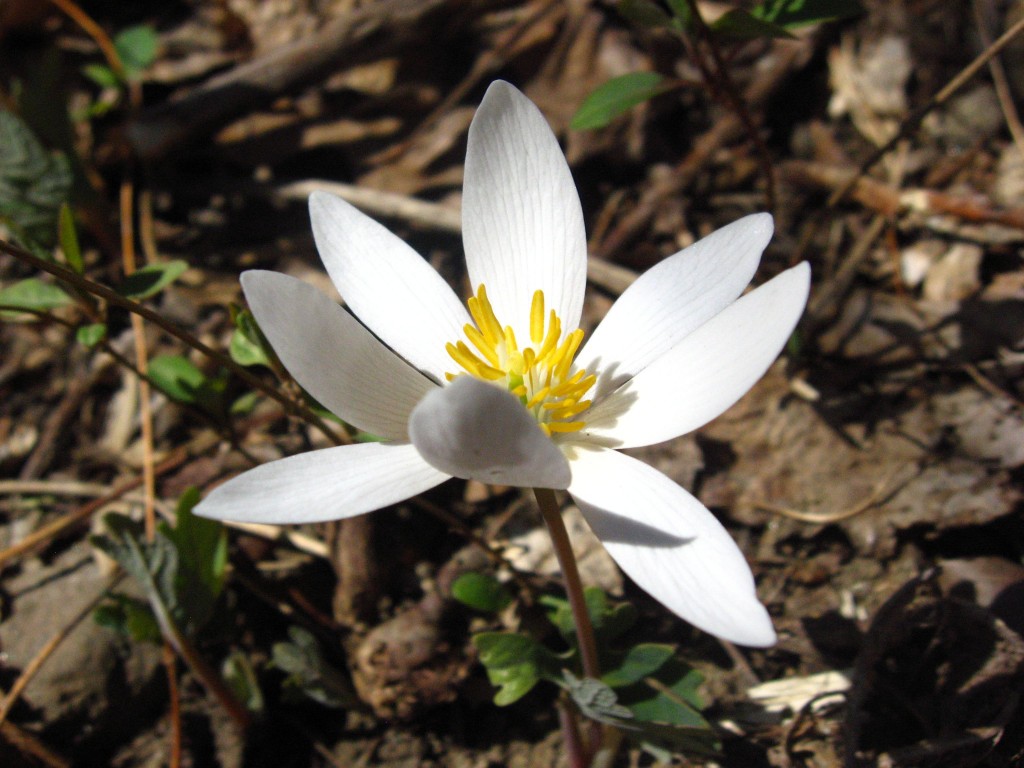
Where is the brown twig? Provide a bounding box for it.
[120,180,158,540]
[163,643,183,768]
[0,721,70,768]
[46,0,124,79]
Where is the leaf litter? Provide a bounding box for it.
[1,0,1024,766]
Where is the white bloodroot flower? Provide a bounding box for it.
[196,81,810,647]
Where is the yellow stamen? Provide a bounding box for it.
[445,284,596,439]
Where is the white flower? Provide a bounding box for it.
[196,81,809,647]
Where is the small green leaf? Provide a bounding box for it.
[602,643,675,688]
[148,354,205,404]
[617,0,673,28]
[571,72,669,131]
[562,670,634,722]
[542,587,636,644]
[147,354,226,416]
[76,322,107,347]
[90,512,181,631]
[711,9,794,40]
[753,0,864,28]
[115,25,159,78]
[94,593,162,643]
[230,390,260,415]
[0,109,73,250]
[117,260,188,299]
[0,278,72,316]
[474,632,560,706]
[223,651,265,713]
[229,306,271,367]
[58,203,83,273]
[159,488,227,633]
[272,626,358,708]
[451,572,513,613]
[619,658,708,729]
[82,63,121,89]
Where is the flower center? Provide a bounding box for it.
[445,285,596,437]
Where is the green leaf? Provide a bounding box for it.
[58,203,83,273]
[223,651,265,713]
[229,306,271,367]
[82,63,120,89]
[602,643,675,688]
[752,0,864,28]
[578,658,719,758]
[116,260,188,299]
[115,25,159,78]
[94,593,162,643]
[148,354,204,403]
[0,109,73,250]
[272,626,358,708]
[159,488,227,633]
[542,587,637,644]
[562,670,634,722]
[474,632,561,706]
[0,278,72,316]
[711,9,795,40]
[76,322,107,347]
[230,390,260,415]
[90,513,181,634]
[619,658,708,730]
[147,354,226,415]
[571,72,669,131]
[451,572,513,613]
[617,0,673,28]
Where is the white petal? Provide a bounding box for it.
[408,375,571,489]
[462,81,587,338]
[582,262,810,448]
[309,191,470,382]
[576,214,773,400]
[242,271,437,440]
[195,442,449,524]
[567,446,775,646]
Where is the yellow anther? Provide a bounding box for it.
[503,325,518,354]
[530,290,545,345]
